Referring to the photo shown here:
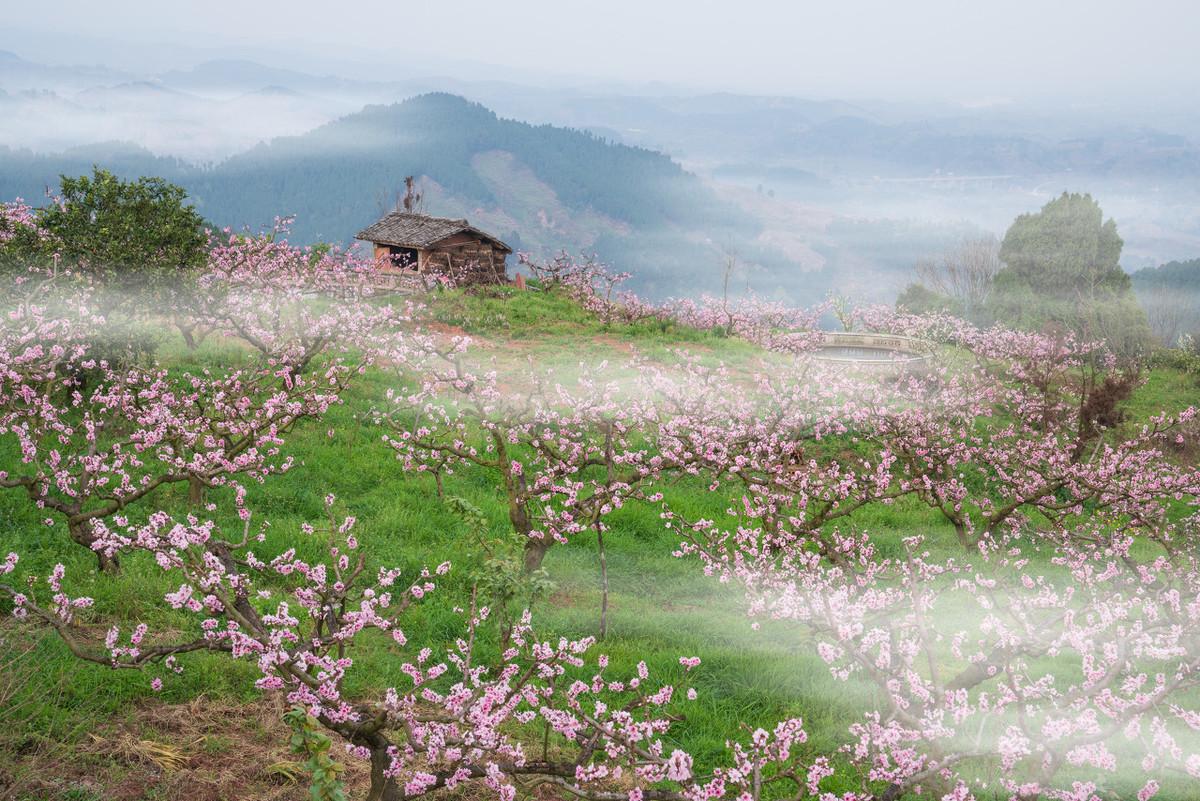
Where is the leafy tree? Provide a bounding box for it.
[39,167,208,288]
[988,192,1153,355]
[895,281,963,316]
[998,192,1126,293]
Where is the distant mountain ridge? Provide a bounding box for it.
[0,88,1022,301]
[1132,258,1200,291]
[8,48,1199,180]
[203,93,731,236]
[0,93,768,295]
[6,48,1198,295]
[0,49,132,92]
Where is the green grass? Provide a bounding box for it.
[2,287,1198,800]
[427,283,765,361]
[1127,361,1200,418]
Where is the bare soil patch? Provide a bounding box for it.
[1,696,371,801]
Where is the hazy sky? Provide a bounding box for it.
[5,0,1199,103]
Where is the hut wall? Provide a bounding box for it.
[424,233,508,285]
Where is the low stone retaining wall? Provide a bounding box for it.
[812,332,934,365]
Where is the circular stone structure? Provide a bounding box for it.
[812,332,934,366]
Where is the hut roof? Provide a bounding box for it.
[356,212,512,253]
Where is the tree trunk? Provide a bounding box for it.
[1019,752,1061,801]
[953,520,975,550]
[509,491,549,574]
[522,538,550,574]
[96,549,120,574]
[366,740,402,801]
[179,324,197,350]
[188,475,206,506]
[69,519,119,574]
[596,524,609,639]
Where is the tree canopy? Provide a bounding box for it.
[987,192,1151,354]
[996,192,1128,295]
[38,167,209,282]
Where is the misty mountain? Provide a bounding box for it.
[206,93,733,234]
[199,93,850,297]
[155,59,434,108]
[12,44,1195,296]
[0,53,399,161]
[0,140,194,199]
[0,88,1019,301]
[1,94,807,297]
[777,117,1200,180]
[0,87,337,163]
[6,48,1200,190]
[14,47,1198,185]
[0,49,132,92]
[159,59,351,96]
[1131,258,1200,344]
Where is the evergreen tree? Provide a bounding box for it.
[988,192,1152,355]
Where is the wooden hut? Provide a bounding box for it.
[356,212,511,286]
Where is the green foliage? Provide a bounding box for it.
[987,192,1153,355]
[444,495,554,643]
[1131,257,1200,291]
[894,282,963,316]
[10,168,209,366]
[307,241,334,266]
[997,192,1127,294]
[74,318,164,379]
[1149,337,1200,379]
[283,706,347,801]
[425,285,764,365]
[1077,289,1158,359]
[38,167,208,287]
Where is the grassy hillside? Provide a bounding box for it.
[2,287,1197,801]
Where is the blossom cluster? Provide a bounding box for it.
[385,267,1200,799]
[0,497,842,801]
[0,228,409,570]
[3,243,1199,800]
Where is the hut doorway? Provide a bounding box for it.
[387,245,420,271]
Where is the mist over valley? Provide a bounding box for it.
[5,46,1199,306]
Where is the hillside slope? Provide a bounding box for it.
[0,93,777,296]
[198,93,738,243]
